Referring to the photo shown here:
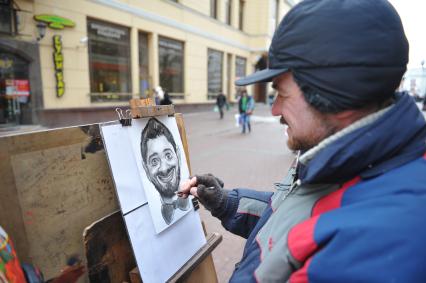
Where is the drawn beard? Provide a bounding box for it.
[152,165,181,199]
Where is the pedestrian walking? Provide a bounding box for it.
[179,0,426,282]
[238,90,254,133]
[216,93,227,119]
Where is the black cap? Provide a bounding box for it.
[235,0,408,94]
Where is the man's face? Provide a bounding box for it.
[271,72,338,151]
[145,135,180,198]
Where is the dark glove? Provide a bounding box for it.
[195,174,227,213]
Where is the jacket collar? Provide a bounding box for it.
[298,92,426,184]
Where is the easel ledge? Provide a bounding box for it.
[129,98,175,118]
[168,232,222,283]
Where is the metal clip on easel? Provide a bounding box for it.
[116,108,132,127]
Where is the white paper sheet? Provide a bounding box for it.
[100,117,206,283]
[125,202,205,283]
[101,124,147,213]
[128,116,192,233]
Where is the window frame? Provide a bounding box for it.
[138,31,150,99]
[0,0,17,36]
[207,48,224,100]
[87,17,133,103]
[235,56,247,78]
[158,35,185,99]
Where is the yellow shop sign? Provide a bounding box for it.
[53,35,65,97]
[34,14,75,30]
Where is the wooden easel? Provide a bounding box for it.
[84,98,222,283]
[0,99,221,283]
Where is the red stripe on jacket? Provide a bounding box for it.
[289,257,314,283]
[287,215,319,263]
[287,177,361,283]
[312,176,361,216]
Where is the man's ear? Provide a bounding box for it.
[332,108,375,129]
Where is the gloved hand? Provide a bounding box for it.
[195,174,227,212]
[179,173,227,213]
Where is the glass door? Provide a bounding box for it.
[0,52,30,125]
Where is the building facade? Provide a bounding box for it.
[401,68,426,99]
[0,0,295,127]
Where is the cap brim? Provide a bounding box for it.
[235,68,288,86]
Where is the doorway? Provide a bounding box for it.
[0,52,31,125]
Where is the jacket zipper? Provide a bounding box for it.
[282,179,301,201]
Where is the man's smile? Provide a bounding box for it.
[157,167,176,184]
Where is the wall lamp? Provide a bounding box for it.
[36,22,47,41]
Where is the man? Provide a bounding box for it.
[216,93,227,119]
[238,90,254,133]
[160,90,173,105]
[179,0,426,282]
[141,118,189,225]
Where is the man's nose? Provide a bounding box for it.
[158,160,169,173]
[271,97,281,116]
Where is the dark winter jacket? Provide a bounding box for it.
[215,92,426,282]
[217,94,227,108]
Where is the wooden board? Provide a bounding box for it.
[131,105,175,119]
[175,113,191,175]
[84,211,136,283]
[0,125,119,280]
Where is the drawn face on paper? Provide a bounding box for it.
[145,135,181,197]
[141,118,181,199]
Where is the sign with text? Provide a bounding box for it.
[34,14,75,30]
[53,35,65,97]
[4,79,30,96]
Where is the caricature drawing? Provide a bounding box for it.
[140,118,190,225]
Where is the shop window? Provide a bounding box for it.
[0,52,30,124]
[235,56,246,78]
[87,18,132,102]
[158,36,184,98]
[0,0,15,35]
[207,48,223,100]
[139,32,150,98]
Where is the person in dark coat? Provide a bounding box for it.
[216,93,227,119]
[160,91,173,105]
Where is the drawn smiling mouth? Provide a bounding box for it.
[157,168,175,183]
